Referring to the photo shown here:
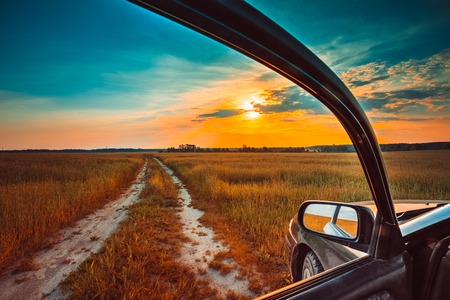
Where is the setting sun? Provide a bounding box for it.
[241,97,264,119]
[242,101,254,111]
[245,111,260,119]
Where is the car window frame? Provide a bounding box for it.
[128,0,410,298]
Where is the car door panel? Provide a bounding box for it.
[301,234,362,270]
[261,253,410,300]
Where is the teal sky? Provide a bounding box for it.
[1,0,449,149]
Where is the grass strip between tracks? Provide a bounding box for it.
[62,157,220,299]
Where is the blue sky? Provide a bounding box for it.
[0,0,449,149]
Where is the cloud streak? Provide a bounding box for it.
[340,49,449,121]
[194,84,329,122]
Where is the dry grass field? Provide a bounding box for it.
[155,152,371,261]
[0,152,144,272]
[383,151,450,200]
[62,157,219,300]
[155,150,450,278]
[2,150,449,298]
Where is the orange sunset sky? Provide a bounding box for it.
[0,0,449,150]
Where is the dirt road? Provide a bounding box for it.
[155,158,257,298]
[0,157,258,299]
[0,161,148,300]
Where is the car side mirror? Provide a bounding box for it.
[299,201,375,246]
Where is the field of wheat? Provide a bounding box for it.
[0,152,144,271]
[156,151,450,262]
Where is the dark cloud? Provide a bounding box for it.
[369,116,430,123]
[359,85,449,114]
[359,97,390,111]
[389,86,450,100]
[257,72,281,81]
[193,85,332,121]
[198,109,243,119]
[348,75,390,87]
[255,86,329,114]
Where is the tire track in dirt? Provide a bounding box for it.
[154,158,256,299]
[0,160,148,300]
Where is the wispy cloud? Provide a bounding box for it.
[198,109,243,118]
[192,87,328,122]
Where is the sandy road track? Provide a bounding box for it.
[0,161,148,300]
[155,158,256,299]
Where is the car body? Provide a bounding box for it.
[130,1,450,299]
[286,200,448,282]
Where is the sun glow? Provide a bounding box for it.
[242,101,254,111]
[241,96,264,119]
[245,111,260,119]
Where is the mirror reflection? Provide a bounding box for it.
[303,203,358,239]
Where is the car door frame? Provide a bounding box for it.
[128,0,410,299]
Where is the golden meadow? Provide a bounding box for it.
[0,153,144,270]
[62,158,220,299]
[155,151,450,260]
[1,150,449,276]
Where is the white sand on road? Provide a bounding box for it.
[154,158,256,299]
[0,160,148,300]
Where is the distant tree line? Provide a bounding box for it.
[166,144,309,153]
[239,145,267,152]
[317,142,450,153]
[239,145,308,152]
[166,142,450,153]
[6,142,447,153]
[318,144,355,152]
[167,144,230,152]
[2,148,161,153]
[380,142,450,152]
